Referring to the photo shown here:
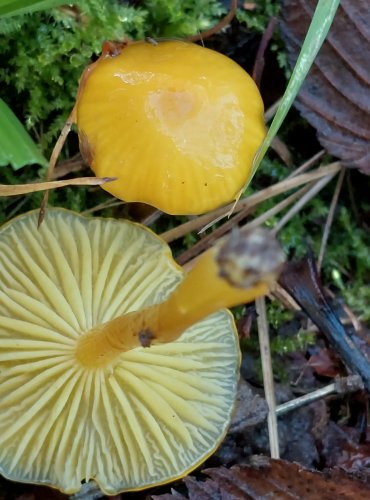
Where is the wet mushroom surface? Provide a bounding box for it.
[76,40,266,215]
[0,209,240,495]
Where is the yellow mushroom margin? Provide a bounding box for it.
[0,209,240,495]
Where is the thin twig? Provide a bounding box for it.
[81,200,125,215]
[38,108,76,226]
[317,166,345,272]
[277,384,336,416]
[187,0,237,42]
[176,183,312,266]
[270,136,292,167]
[140,209,163,226]
[161,162,342,243]
[272,170,338,234]
[53,156,84,179]
[264,99,281,122]
[240,183,313,233]
[0,177,114,196]
[176,207,254,266]
[256,296,279,458]
[252,17,278,86]
[270,282,301,312]
[200,164,341,234]
[276,375,363,416]
[285,150,325,179]
[346,170,362,224]
[325,287,362,333]
[6,197,29,220]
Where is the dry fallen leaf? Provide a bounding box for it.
[280,0,370,174]
[279,254,370,393]
[153,457,370,499]
[228,378,268,434]
[307,348,342,378]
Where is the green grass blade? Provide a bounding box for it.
[0,98,47,169]
[0,0,67,17]
[246,0,341,191]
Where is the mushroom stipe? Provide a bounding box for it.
[0,209,283,495]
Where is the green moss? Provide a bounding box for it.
[322,206,370,321]
[236,0,279,33]
[0,0,225,155]
[0,1,147,153]
[141,0,224,38]
[240,300,316,383]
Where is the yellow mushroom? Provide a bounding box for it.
[0,209,283,494]
[76,40,266,215]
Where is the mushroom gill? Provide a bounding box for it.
[0,209,242,495]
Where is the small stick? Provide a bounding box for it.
[38,108,76,226]
[264,99,281,122]
[271,282,301,312]
[285,150,325,179]
[176,183,312,266]
[272,170,338,234]
[276,375,363,416]
[0,177,113,196]
[81,200,125,215]
[256,296,280,459]
[161,162,342,243]
[252,17,278,86]
[187,0,237,43]
[325,287,362,334]
[53,155,84,179]
[317,166,345,272]
[240,183,312,233]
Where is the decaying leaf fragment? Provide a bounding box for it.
[280,0,370,174]
[279,254,370,392]
[153,457,370,499]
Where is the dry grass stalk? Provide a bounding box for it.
[317,166,345,272]
[161,162,341,243]
[256,296,280,458]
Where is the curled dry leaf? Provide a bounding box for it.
[152,457,370,499]
[280,0,370,174]
[307,347,343,378]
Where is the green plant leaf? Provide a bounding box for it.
[247,0,341,189]
[0,0,67,17]
[0,98,47,169]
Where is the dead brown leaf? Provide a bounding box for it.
[280,0,370,174]
[153,457,370,499]
[307,348,342,378]
[320,421,370,472]
[279,254,370,392]
[228,378,268,433]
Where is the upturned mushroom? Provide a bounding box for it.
[0,209,283,495]
[76,40,266,215]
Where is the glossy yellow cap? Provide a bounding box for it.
[76,40,266,215]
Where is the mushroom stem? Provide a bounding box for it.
[75,229,284,369]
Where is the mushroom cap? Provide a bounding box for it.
[76,40,266,215]
[0,209,240,495]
